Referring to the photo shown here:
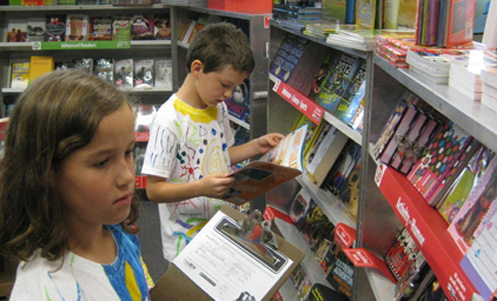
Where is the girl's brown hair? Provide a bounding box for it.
[0,69,139,262]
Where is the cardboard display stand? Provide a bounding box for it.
[150,206,304,300]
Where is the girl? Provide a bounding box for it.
[0,69,153,300]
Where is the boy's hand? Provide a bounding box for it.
[198,173,235,199]
[258,133,285,154]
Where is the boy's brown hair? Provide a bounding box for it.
[186,22,255,74]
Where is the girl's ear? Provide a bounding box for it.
[191,60,204,78]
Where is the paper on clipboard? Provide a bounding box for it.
[173,209,293,301]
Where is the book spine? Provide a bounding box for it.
[399,118,438,174]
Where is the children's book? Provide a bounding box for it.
[133,59,154,88]
[89,16,113,41]
[93,58,114,83]
[114,59,133,89]
[26,17,45,42]
[222,125,308,205]
[7,19,27,42]
[154,59,172,90]
[153,14,171,40]
[407,121,475,206]
[355,0,376,28]
[323,140,361,194]
[112,16,131,41]
[440,0,476,47]
[45,15,66,42]
[448,154,497,256]
[65,14,89,41]
[10,62,30,89]
[130,15,154,40]
[225,79,250,124]
[338,161,361,221]
[437,146,493,224]
[28,56,54,83]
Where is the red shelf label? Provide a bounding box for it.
[135,132,150,142]
[273,79,324,125]
[135,175,147,189]
[375,164,477,301]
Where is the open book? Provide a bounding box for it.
[223,125,308,205]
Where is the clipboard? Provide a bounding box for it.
[150,205,304,301]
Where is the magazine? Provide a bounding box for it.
[222,125,308,205]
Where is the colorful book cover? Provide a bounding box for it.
[133,59,154,88]
[112,16,131,41]
[448,154,497,256]
[45,15,66,42]
[10,62,30,89]
[65,14,89,41]
[323,140,361,194]
[131,15,154,40]
[315,53,362,114]
[154,15,171,40]
[335,80,366,124]
[338,161,361,221]
[355,0,376,28]
[89,16,113,41]
[322,0,347,24]
[7,19,27,42]
[407,121,475,206]
[28,56,54,83]
[445,0,476,47]
[437,146,492,224]
[114,59,133,89]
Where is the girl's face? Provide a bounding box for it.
[58,103,136,229]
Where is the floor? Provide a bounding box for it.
[136,196,169,283]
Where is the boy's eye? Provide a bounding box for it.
[94,158,109,168]
[126,149,135,157]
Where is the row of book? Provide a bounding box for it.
[6,14,171,43]
[10,56,173,90]
[270,34,367,134]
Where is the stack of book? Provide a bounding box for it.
[374,32,416,68]
[272,3,322,21]
[481,67,497,113]
[326,28,376,51]
[405,49,454,84]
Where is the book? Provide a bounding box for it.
[383,0,400,29]
[186,17,207,44]
[222,125,308,205]
[114,59,133,89]
[448,154,497,256]
[323,140,361,194]
[315,53,362,114]
[398,0,418,28]
[10,62,30,89]
[93,58,114,83]
[7,19,27,42]
[355,0,376,29]
[26,17,45,42]
[154,59,173,90]
[405,49,454,84]
[28,56,54,83]
[225,79,250,124]
[384,227,424,281]
[112,16,131,41]
[273,3,323,14]
[334,80,366,125]
[130,15,154,40]
[439,0,477,47]
[45,15,66,42]
[181,19,197,44]
[407,121,475,206]
[73,58,93,73]
[305,123,349,187]
[437,146,492,224]
[89,16,113,41]
[154,14,171,40]
[307,283,349,301]
[322,0,347,24]
[272,8,321,21]
[133,59,154,88]
[338,161,361,220]
[309,50,342,99]
[270,35,308,83]
[65,14,89,41]
[481,93,497,113]
[292,114,322,159]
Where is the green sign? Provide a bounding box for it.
[35,40,131,50]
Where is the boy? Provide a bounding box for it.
[141,23,284,262]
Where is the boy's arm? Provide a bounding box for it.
[145,173,235,203]
[229,133,284,165]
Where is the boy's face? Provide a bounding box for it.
[58,103,136,229]
[196,64,249,108]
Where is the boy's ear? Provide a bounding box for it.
[191,60,204,77]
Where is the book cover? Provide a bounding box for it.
[338,161,361,221]
[437,146,492,224]
[133,59,154,88]
[309,51,341,99]
[305,123,349,186]
[154,59,172,90]
[397,0,418,28]
[481,93,497,113]
[222,125,308,205]
[28,56,54,83]
[73,58,93,73]
[114,59,133,89]
[322,0,347,24]
[93,58,114,83]
[225,79,250,124]
[45,15,66,42]
[372,96,409,159]
[65,14,89,41]
[7,19,27,42]
[324,240,354,298]
[323,140,361,194]
[186,17,207,44]
[355,0,376,28]
[131,15,154,40]
[181,19,197,44]
[10,62,30,89]
[270,36,308,83]
[315,53,362,114]
[89,16,113,41]
[154,14,171,40]
[26,17,45,42]
[112,16,131,41]
[383,0,400,29]
[445,0,476,47]
[448,154,497,256]
[335,80,366,124]
[407,121,475,206]
[292,114,321,159]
